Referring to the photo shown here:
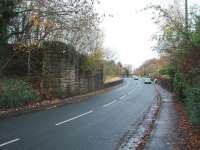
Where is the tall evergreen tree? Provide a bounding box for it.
[0,0,16,65]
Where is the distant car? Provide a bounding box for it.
[144,78,151,84]
[134,76,139,80]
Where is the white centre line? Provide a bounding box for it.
[0,138,20,147]
[128,91,132,95]
[119,95,126,100]
[131,87,138,93]
[46,106,57,110]
[55,110,93,126]
[103,100,117,108]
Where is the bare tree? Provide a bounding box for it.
[1,0,102,73]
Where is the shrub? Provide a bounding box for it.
[0,79,39,108]
[173,72,187,101]
[186,85,200,126]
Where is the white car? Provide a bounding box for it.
[134,76,139,80]
[144,78,151,84]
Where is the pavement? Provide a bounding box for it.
[0,78,157,150]
[145,85,178,150]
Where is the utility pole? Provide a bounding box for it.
[185,0,188,30]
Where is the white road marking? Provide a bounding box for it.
[119,95,126,100]
[0,138,20,147]
[103,100,117,108]
[128,91,132,95]
[131,87,137,93]
[55,110,93,126]
[126,85,139,96]
[46,106,57,110]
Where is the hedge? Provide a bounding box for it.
[186,84,200,126]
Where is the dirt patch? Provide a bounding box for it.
[105,76,122,84]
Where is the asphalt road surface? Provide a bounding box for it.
[0,78,156,150]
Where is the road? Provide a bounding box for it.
[0,78,156,150]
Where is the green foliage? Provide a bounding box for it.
[0,0,19,74]
[82,48,104,72]
[103,60,121,79]
[165,64,176,78]
[0,79,39,108]
[147,4,200,127]
[0,0,16,47]
[173,71,187,101]
[186,84,200,126]
[191,33,200,47]
[159,68,168,75]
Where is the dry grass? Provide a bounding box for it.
[104,76,121,84]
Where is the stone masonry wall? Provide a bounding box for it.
[42,41,103,98]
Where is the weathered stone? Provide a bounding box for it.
[42,41,103,98]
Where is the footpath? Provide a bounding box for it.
[145,85,178,150]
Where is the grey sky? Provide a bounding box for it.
[95,0,199,68]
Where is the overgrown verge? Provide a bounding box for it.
[159,77,200,149]
[174,101,200,150]
[160,75,200,127]
[185,85,200,126]
[0,78,39,109]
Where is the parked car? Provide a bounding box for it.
[144,78,151,84]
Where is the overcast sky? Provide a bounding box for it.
[95,0,199,69]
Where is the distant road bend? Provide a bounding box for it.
[0,78,156,150]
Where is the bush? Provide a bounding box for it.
[0,79,39,108]
[186,85,200,126]
[159,78,173,92]
[173,72,187,101]
[160,64,176,78]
